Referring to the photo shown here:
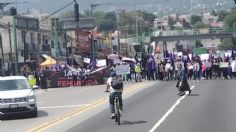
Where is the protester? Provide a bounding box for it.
[135,63,142,82]
[178,64,191,96]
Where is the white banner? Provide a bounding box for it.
[115,65,130,75]
[205,62,212,68]
[220,62,228,68]
[96,59,107,67]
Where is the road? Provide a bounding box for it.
[0,81,157,132]
[1,79,236,132]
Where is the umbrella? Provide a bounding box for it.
[122,57,136,63]
[40,57,57,68]
[107,54,119,60]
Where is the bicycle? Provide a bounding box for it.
[114,95,121,125]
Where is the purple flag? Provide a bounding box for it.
[90,57,97,70]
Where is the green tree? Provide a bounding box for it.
[224,14,236,27]
[182,18,191,28]
[217,10,227,22]
[220,9,236,49]
[196,40,203,48]
[96,12,117,32]
[193,21,208,29]
[190,15,202,26]
[168,16,175,29]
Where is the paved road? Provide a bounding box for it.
[1,79,236,132]
[0,81,157,132]
[64,79,236,132]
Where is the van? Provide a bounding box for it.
[0,76,38,119]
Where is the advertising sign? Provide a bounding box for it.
[60,18,96,31]
[15,16,39,30]
[76,31,90,53]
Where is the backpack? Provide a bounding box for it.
[111,76,123,90]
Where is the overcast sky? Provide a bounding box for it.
[1,0,138,13]
[1,0,160,14]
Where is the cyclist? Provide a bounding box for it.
[105,71,123,119]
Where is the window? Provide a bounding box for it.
[0,79,30,91]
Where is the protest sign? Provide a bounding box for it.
[115,65,130,75]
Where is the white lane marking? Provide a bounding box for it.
[38,104,91,109]
[37,101,43,104]
[149,86,195,132]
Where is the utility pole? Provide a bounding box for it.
[13,16,18,75]
[54,18,60,58]
[0,34,5,76]
[135,0,139,47]
[8,22,13,75]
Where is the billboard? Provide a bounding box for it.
[15,16,39,30]
[60,18,96,31]
[75,31,90,53]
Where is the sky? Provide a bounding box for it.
[1,0,234,15]
[1,0,162,14]
[1,0,139,14]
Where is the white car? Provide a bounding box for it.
[0,76,38,119]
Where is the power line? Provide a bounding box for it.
[29,0,76,29]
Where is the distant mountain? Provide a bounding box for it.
[2,0,234,15]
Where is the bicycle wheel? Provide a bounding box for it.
[117,113,120,125]
[114,96,120,125]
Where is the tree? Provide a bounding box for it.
[224,14,236,27]
[60,10,74,19]
[193,21,208,29]
[221,8,236,49]
[211,10,217,16]
[168,16,175,29]
[182,19,191,28]
[195,40,203,48]
[217,10,227,22]
[97,12,117,32]
[190,15,202,26]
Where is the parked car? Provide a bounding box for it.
[0,76,38,119]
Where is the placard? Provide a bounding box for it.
[205,62,212,68]
[115,65,130,75]
[219,62,228,68]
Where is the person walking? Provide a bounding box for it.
[40,67,49,91]
[72,66,79,86]
[202,61,207,79]
[135,63,142,82]
[178,64,191,96]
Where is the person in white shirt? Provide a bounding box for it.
[105,72,123,119]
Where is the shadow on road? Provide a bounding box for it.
[120,120,147,125]
[188,94,200,96]
[37,110,48,118]
[0,110,48,121]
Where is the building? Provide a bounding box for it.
[0,14,67,75]
[154,18,169,30]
